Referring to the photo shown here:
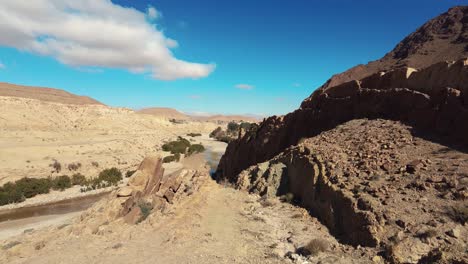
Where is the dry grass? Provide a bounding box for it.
[300,238,329,256]
[447,203,468,224]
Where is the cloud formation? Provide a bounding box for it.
[146,6,160,20]
[0,62,5,69]
[0,1,215,80]
[235,84,254,90]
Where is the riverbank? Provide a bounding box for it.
[0,134,227,241]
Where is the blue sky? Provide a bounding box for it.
[0,0,466,116]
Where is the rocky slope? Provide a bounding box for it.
[233,119,467,263]
[0,82,102,105]
[217,6,468,181]
[319,6,468,90]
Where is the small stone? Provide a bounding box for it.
[35,241,46,250]
[396,220,407,229]
[117,186,133,197]
[447,227,461,238]
[372,255,384,263]
[406,160,423,174]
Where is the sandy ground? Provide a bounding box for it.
[0,178,372,264]
[0,96,217,185]
[0,212,81,241]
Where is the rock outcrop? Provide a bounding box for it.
[218,59,468,181]
[215,7,468,263]
[74,155,208,232]
[217,6,468,181]
[234,119,467,263]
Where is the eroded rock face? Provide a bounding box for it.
[75,156,207,230]
[237,147,380,247]
[233,119,468,263]
[217,59,468,182]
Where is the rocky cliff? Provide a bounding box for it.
[217,6,468,182]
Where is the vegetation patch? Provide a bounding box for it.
[209,127,222,138]
[163,153,181,163]
[67,162,82,171]
[80,167,123,192]
[49,160,62,173]
[52,175,72,191]
[125,170,136,178]
[210,122,257,143]
[188,144,205,155]
[0,168,124,204]
[298,238,329,256]
[162,137,191,155]
[71,173,87,186]
[0,175,75,205]
[162,137,205,161]
[137,202,153,224]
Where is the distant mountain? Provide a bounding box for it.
[138,107,190,120]
[0,82,103,105]
[138,108,260,123]
[192,114,261,123]
[315,6,468,92]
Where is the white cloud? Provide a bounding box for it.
[188,95,201,99]
[235,84,254,90]
[146,6,160,20]
[293,83,301,87]
[0,1,215,80]
[0,62,5,69]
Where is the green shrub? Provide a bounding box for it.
[137,202,153,224]
[187,133,202,137]
[14,178,51,198]
[71,173,86,186]
[188,144,205,156]
[52,175,72,191]
[163,153,181,163]
[162,137,191,154]
[227,122,240,133]
[209,127,222,138]
[126,170,136,178]
[0,187,25,205]
[98,168,122,185]
[239,122,252,131]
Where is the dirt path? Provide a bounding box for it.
[2,176,372,263]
